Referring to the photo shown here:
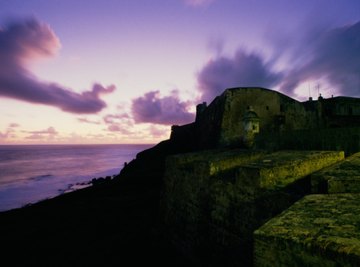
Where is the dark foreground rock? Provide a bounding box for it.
[0,136,195,266]
[0,169,190,266]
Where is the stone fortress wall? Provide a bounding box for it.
[161,87,360,266]
[171,87,360,152]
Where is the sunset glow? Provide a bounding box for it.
[1,0,359,144]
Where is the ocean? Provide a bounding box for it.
[0,144,153,212]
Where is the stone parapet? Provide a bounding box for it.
[161,149,266,261]
[162,150,344,265]
[254,194,360,267]
[237,150,344,190]
[311,152,360,193]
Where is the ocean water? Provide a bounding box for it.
[0,144,153,212]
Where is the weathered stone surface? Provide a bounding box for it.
[254,194,360,267]
[237,150,344,190]
[161,149,266,258]
[173,87,360,151]
[162,150,344,265]
[311,152,360,193]
[219,88,311,147]
[165,148,266,175]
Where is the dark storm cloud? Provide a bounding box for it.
[131,90,194,125]
[197,49,283,102]
[280,21,360,96]
[0,18,115,113]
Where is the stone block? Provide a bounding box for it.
[162,149,265,257]
[162,150,344,265]
[237,151,344,190]
[254,194,360,267]
[311,152,360,193]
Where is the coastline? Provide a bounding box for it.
[0,170,122,212]
[0,144,153,212]
[18,175,115,210]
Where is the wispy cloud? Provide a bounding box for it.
[106,124,132,135]
[9,123,20,128]
[196,20,360,102]
[131,90,194,125]
[184,0,214,7]
[103,113,131,124]
[0,129,12,139]
[101,112,134,135]
[0,123,19,139]
[0,18,115,114]
[279,21,360,97]
[148,125,169,138]
[77,117,101,125]
[197,49,282,102]
[24,126,58,139]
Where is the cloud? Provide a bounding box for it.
[106,124,132,135]
[196,21,360,101]
[0,124,19,139]
[87,133,104,138]
[27,127,58,135]
[279,21,360,97]
[24,126,58,139]
[105,123,134,136]
[9,123,20,128]
[148,125,169,138]
[184,0,214,7]
[207,36,224,56]
[197,49,283,102]
[102,112,134,135]
[0,130,11,139]
[131,90,195,125]
[0,18,115,114]
[77,117,101,125]
[103,113,131,124]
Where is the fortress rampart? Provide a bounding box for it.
[158,87,360,265]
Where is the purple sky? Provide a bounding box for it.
[0,0,359,144]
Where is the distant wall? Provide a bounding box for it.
[193,94,227,149]
[219,88,281,147]
[324,97,360,116]
[214,88,316,147]
[170,88,360,151]
[256,127,360,156]
[170,123,197,149]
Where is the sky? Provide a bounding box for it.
[0,0,359,144]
